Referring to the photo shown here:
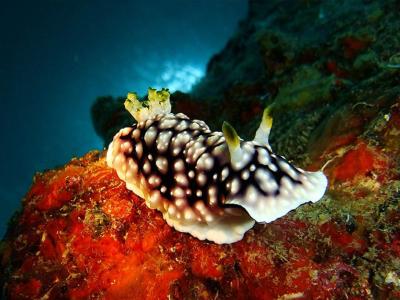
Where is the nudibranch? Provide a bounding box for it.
[107,88,328,244]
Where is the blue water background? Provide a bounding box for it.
[0,0,246,236]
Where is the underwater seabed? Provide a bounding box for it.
[2,0,400,299]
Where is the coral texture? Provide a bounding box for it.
[0,151,391,299]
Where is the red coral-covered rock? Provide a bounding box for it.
[0,151,380,299]
[330,141,389,183]
[341,36,371,60]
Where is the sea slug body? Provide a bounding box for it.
[107,88,328,244]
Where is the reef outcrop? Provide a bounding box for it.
[0,150,396,299]
[3,0,400,298]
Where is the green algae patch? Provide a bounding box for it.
[271,66,335,114]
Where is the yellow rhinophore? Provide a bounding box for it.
[254,106,273,145]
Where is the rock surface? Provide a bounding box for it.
[0,151,392,299]
[3,0,400,299]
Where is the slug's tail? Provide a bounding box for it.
[222,106,328,223]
